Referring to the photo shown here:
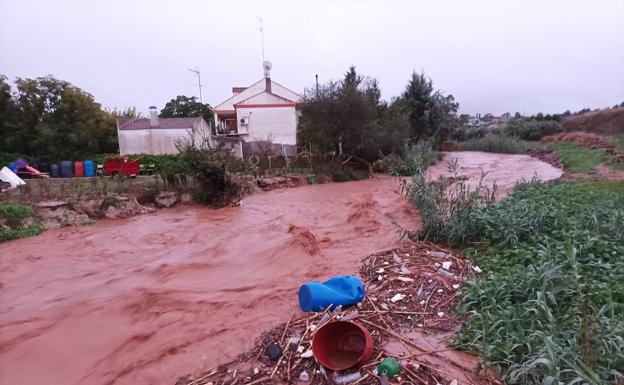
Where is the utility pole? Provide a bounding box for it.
[315,74,319,97]
[188,68,203,104]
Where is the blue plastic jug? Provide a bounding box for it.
[298,276,365,312]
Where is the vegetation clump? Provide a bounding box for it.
[505,119,564,141]
[177,143,240,206]
[0,203,44,242]
[461,135,530,154]
[407,166,624,384]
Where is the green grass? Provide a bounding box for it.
[0,203,44,242]
[548,142,610,173]
[450,181,624,384]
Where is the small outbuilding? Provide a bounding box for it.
[116,109,211,155]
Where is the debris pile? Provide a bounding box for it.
[178,242,498,385]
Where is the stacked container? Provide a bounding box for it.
[60,161,74,178]
[50,164,61,178]
[84,160,95,177]
[74,161,84,177]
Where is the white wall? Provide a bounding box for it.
[118,128,193,155]
[236,106,297,145]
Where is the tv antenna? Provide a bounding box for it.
[187,68,203,104]
[255,16,265,64]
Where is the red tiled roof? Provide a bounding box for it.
[117,117,200,130]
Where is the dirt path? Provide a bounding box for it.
[0,154,562,385]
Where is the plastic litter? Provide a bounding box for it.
[473,265,483,273]
[300,349,313,358]
[312,321,373,370]
[452,284,460,290]
[298,370,310,382]
[390,293,406,303]
[334,371,362,384]
[342,310,359,321]
[289,335,301,345]
[266,343,282,361]
[298,276,366,312]
[450,380,458,385]
[442,261,452,270]
[0,167,25,188]
[378,357,401,378]
[437,268,454,278]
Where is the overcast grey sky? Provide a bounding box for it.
[1,0,623,116]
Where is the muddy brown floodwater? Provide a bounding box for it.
[0,176,417,385]
[0,153,562,385]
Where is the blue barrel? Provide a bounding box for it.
[60,161,74,178]
[83,160,95,177]
[51,164,61,178]
[8,162,17,172]
[298,276,366,312]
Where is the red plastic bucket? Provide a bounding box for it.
[312,321,373,370]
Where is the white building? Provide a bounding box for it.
[116,108,211,155]
[212,63,302,159]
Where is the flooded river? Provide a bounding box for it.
[0,153,562,385]
[0,177,416,385]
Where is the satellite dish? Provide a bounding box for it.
[263,60,272,77]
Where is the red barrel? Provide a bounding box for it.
[312,321,373,370]
[74,161,84,177]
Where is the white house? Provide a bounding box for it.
[212,62,302,159]
[117,108,211,155]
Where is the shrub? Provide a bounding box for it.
[461,135,530,154]
[404,140,440,174]
[177,145,240,206]
[505,119,564,141]
[373,153,408,175]
[404,158,496,244]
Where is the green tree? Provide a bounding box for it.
[401,71,459,143]
[0,75,117,160]
[298,66,402,161]
[159,95,212,122]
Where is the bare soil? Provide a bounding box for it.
[561,107,624,134]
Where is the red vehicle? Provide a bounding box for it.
[104,156,142,177]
